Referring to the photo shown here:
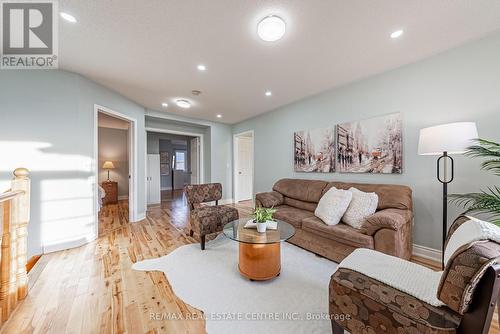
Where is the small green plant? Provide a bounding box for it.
[449,139,500,225]
[253,207,276,223]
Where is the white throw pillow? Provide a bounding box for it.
[342,187,379,229]
[315,187,353,225]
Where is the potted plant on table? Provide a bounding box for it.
[449,139,500,225]
[253,207,277,233]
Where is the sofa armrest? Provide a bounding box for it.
[360,208,412,236]
[255,191,284,208]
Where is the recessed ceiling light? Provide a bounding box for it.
[390,30,404,39]
[197,64,206,71]
[60,12,77,23]
[176,99,191,109]
[161,102,168,108]
[216,114,222,118]
[265,91,272,97]
[257,15,286,42]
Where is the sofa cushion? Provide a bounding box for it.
[342,187,378,229]
[314,187,352,225]
[283,197,318,212]
[273,178,328,203]
[323,182,412,211]
[302,216,374,248]
[273,205,316,228]
[191,205,239,236]
[255,191,284,207]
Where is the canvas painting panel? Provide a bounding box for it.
[294,127,335,173]
[336,113,402,174]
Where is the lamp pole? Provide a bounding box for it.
[437,151,454,270]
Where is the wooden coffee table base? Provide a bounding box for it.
[238,242,281,281]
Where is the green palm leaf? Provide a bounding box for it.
[450,138,500,226]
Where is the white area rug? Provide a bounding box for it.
[133,235,338,333]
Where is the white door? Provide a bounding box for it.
[236,136,253,201]
[190,137,199,184]
[147,154,161,204]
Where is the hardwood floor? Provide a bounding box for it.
[0,195,497,333]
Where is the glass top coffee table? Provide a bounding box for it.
[223,218,295,281]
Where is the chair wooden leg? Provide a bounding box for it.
[189,229,194,237]
[331,320,344,334]
[201,235,206,250]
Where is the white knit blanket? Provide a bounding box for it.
[444,216,500,265]
[338,248,444,307]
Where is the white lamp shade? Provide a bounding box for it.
[418,122,478,156]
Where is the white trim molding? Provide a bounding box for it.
[94,104,139,237]
[136,212,146,221]
[233,130,254,202]
[412,244,442,263]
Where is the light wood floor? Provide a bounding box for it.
[0,193,497,333]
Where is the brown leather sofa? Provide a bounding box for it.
[255,178,413,262]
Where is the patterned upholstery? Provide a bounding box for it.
[185,183,238,249]
[185,183,222,207]
[330,216,500,334]
[438,240,500,314]
[330,268,461,334]
[191,205,239,236]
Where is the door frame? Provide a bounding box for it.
[93,104,138,237]
[233,130,254,202]
[145,127,204,205]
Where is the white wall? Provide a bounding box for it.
[0,70,146,257]
[98,127,129,198]
[232,32,500,251]
[0,70,234,257]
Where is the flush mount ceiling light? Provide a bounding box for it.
[390,29,404,39]
[257,15,286,42]
[265,91,272,97]
[197,64,206,71]
[60,12,77,23]
[216,114,222,118]
[161,102,168,108]
[176,99,191,109]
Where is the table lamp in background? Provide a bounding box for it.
[102,161,115,181]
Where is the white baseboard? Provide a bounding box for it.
[43,237,89,254]
[118,195,129,200]
[219,198,234,205]
[134,212,146,221]
[205,198,234,206]
[412,244,442,262]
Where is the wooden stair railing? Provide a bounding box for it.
[0,168,30,325]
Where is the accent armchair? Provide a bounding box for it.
[185,183,239,250]
[329,215,500,334]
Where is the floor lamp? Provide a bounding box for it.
[418,122,478,269]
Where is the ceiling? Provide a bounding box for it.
[59,1,500,124]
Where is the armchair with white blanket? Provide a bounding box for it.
[329,215,500,334]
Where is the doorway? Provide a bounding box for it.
[234,130,254,202]
[145,129,204,206]
[94,105,138,238]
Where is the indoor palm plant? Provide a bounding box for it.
[253,207,277,233]
[449,139,500,225]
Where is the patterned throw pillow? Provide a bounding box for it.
[342,187,378,229]
[315,187,353,225]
